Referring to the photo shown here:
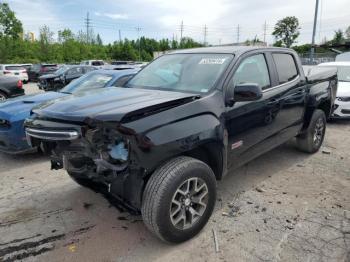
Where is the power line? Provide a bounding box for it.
[263,21,267,44]
[85,12,91,43]
[135,26,142,60]
[180,20,184,42]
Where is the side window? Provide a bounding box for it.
[67,67,82,75]
[113,75,133,87]
[272,53,298,84]
[232,54,270,90]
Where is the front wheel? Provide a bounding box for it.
[296,109,326,153]
[0,91,7,101]
[142,156,217,243]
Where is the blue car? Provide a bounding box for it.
[0,69,138,154]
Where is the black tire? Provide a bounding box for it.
[0,91,7,101]
[296,109,326,153]
[142,156,217,243]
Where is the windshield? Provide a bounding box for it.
[338,66,350,82]
[60,72,113,93]
[127,53,233,93]
[54,65,69,75]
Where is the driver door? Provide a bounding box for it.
[225,52,280,170]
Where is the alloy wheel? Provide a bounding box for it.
[0,94,6,101]
[313,117,325,146]
[170,177,209,230]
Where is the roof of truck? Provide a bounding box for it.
[171,46,292,55]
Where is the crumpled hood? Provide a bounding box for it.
[33,87,198,123]
[0,92,67,120]
[337,81,350,97]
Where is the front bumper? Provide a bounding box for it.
[0,121,34,154]
[24,118,144,211]
[332,99,350,119]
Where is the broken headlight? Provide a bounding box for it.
[106,139,129,164]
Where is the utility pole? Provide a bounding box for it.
[135,26,142,61]
[310,0,319,60]
[236,24,240,44]
[263,21,267,45]
[118,29,122,42]
[203,24,207,46]
[85,12,91,43]
[180,20,184,43]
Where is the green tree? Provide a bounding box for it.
[272,16,300,47]
[96,34,103,45]
[332,29,344,44]
[0,3,23,38]
[39,25,55,61]
[346,26,350,39]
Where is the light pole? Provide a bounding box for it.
[310,0,319,61]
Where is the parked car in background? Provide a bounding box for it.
[27,63,58,82]
[80,60,105,68]
[335,52,350,62]
[0,64,28,83]
[318,61,350,119]
[20,63,32,70]
[0,77,24,101]
[24,46,337,243]
[0,69,138,154]
[38,65,96,91]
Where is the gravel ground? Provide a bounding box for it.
[23,82,43,95]
[0,83,349,262]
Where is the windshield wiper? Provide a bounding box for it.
[59,91,72,94]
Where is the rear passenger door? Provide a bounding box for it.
[268,52,307,142]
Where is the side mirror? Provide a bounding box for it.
[233,83,262,102]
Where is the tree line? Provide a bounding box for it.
[1,3,349,64]
[0,3,203,64]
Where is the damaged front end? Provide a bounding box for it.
[26,120,148,212]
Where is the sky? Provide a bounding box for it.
[6,0,350,46]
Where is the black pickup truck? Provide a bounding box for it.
[25,46,337,243]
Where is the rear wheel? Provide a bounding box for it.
[296,109,326,153]
[142,156,217,243]
[0,91,7,101]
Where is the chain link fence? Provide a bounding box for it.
[298,53,337,65]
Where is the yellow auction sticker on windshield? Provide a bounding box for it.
[199,58,226,65]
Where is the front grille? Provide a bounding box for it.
[26,128,80,141]
[337,97,350,102]
[341,109,350,115]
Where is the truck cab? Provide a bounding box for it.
[25,46,337,243]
